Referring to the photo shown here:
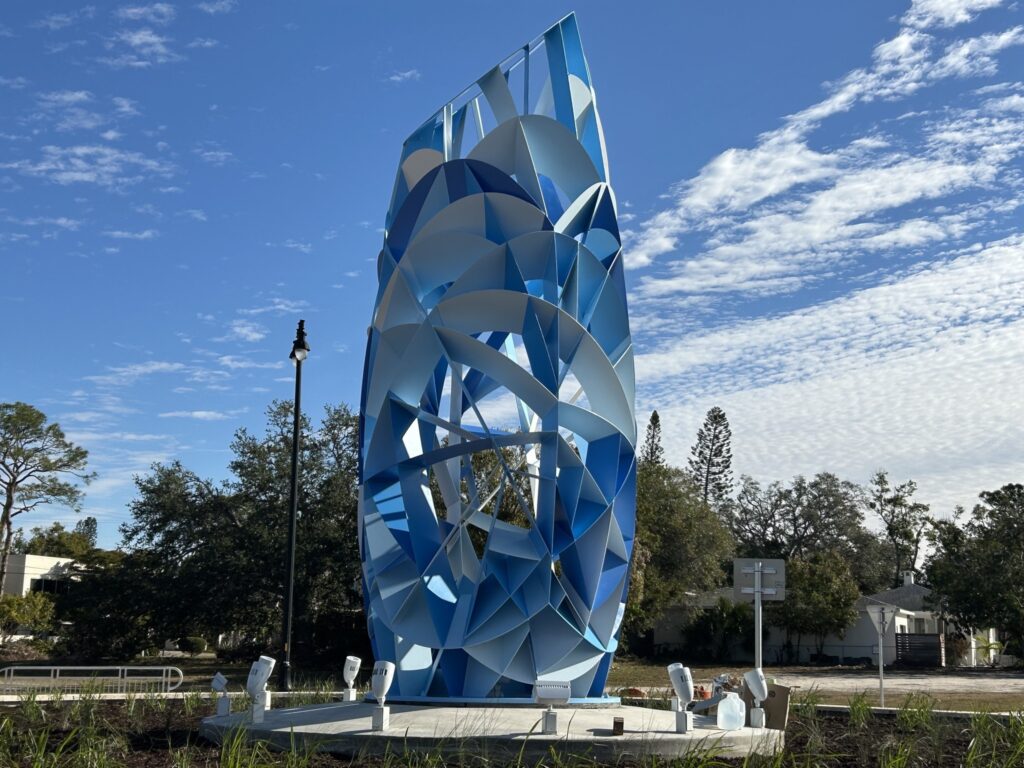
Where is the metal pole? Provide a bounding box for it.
[878,608,886,707]
[754,561,763,669]
[279,322,305,692]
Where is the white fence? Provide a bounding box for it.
[0,666,184,694]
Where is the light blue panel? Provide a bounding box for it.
[358,13,635,701]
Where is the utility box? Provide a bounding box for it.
[741,683,791,731]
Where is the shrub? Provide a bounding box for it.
[178,636,208,656]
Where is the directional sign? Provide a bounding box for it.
[733,558,786,602]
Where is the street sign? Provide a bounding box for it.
[733,558,786,602]
[866,603,894,633]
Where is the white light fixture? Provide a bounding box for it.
[534,680,572,735]
[371,661,396,731]
[342,655,361,702]
[211,671,230,717]
[744,668,769,728]
[666,663,695,733]
[211,672,228,693]
[246,655,276,723]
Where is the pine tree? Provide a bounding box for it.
[638,410,665,469]
[688,406,733,507]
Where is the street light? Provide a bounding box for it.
[279,319,309,692]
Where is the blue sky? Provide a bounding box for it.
[2,0,1022,548]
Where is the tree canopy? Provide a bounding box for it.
[687,406,733,508]
[61,401,363,661]
[925,483,1024,652]
[0,402,93,592]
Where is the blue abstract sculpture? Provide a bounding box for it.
[358,13,636,701]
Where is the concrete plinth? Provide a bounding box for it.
[200,702,782,760]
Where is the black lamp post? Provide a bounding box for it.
[279,319,309,692]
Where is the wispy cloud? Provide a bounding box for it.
[101,27,181,68]
[114,3,176,24]
[187,37,218,48]
[218,319,267,342]
[0,76,30,90]
[194,145,234,165]
[179,208,207,221]
[902,0,1003,29]
[388,69,421,83]
[237,298,308,315]
[266,239,312,254]
[33,7,96,31]
[103,228,159,239]
[158,409,238,420]
[1,145,173,187]
[217,355,283,370]
[196,0,237,13]
[85,361,186,386]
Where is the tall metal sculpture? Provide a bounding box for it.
[359,13,636,701]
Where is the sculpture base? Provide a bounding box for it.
[364,694,621,708]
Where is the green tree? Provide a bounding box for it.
[0,403,93,592]
[868,470,930,587]
[687,406,733,507]
[624,413,733,648]
[62,401,364,661]
[924,484,1024,651]
[770,550,860,661]
[729,472,887,593]
[0,592,55,644]
[23,518,98,558]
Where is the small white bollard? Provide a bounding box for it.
[341,688,358,702]
[216,695,231,717]
[250,690,272,723]
[542,708,558,735]
[675,709,694,733]
[372,705,390,731]
[750,707,766,729]
[671,696,680,711]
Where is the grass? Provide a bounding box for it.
[3,679,1024,767]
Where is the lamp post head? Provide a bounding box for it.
[290,319,310,364]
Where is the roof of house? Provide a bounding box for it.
[860,583,933,612]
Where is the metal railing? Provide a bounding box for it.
[0,666,184,695]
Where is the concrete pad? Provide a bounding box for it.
[200,701,783,760]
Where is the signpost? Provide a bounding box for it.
[866,603,893,707]
[733,558,786,669]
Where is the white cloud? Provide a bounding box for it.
[101,28,181,68]
[237,298,309,315]
[180,208,207,221]
[37,90,93,107]
[115,3,176,24]
[33,7,96,31]
[158,410,233,420]
[101,129,122,140]
[13,216,82,230]
[642,235,1024,514]
[219,319,267,342]
[217,355,283,370]
[85,360,186,386]
[197,0,236,13]
[194,146,234,165]
[112,96,141,116]
[0,76,30,90]
[187,37,218,48]
[103,228,159,239]
[903,0,1004,29]
[388,69,421,83]
[1,145,173,187]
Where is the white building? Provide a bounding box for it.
[1,553,75,597]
